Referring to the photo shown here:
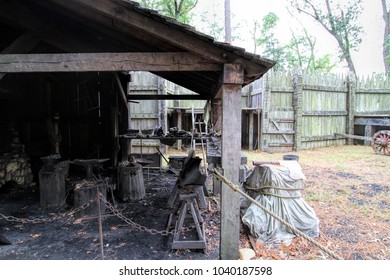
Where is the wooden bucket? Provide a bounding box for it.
[118,164,145,201]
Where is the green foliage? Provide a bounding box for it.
[313,54,336,72]
[255,12,288,71]
[198,8,225,42]
[289,0,363,73]
[196,2,242,43]
[135,0,198,23]
[255,12,335,72]
[286,28,335,72]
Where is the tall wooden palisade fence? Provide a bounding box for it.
[250,70,390,152]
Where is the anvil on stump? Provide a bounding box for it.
[70,158,109,179]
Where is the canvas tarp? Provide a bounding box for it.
[241,161,319,245]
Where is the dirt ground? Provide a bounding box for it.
[0,145,389,260]
[0,168,220,260]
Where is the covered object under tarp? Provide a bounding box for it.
[241,161,319,245]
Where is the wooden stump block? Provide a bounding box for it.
[39,168,66,208]
[118,164,145,201]
[73,181,106,218]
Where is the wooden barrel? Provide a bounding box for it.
[73,181,107,218]
[118,164,145,201]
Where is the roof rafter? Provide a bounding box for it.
[47,0,273,77]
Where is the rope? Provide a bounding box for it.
[256,192,302,199]
[211,168,343,260]
[244,185,302,199]
[245,185,305,191]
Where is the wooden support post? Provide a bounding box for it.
[293,69,303,151]
[249,111,254,150]
[112,105,119,167]
[364,125,373,146]
[219,64,243,260]
[176,109,185,151]
[157,77,167,153]
[347,72,356,145]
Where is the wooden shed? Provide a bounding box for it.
[0,0,274,259]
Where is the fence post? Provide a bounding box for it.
[261,71,271,151]
[346,72,356,145]
[293,69,303,151]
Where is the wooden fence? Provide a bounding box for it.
[244,70,390,152]
[128,72,206,154]
[128,71,390,154]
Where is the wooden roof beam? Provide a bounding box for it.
[0,32,42,80]
[47,0,272,77]
[127,94,207,100]
[0,52,222,73]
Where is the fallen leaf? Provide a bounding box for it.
[30,234,41,239]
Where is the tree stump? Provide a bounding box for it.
[118,164,145,201]
[73,181,107,218]
[39,168,66,208]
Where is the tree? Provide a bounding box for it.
[199,9,224,41]
[136,0,198,23]
[254,11,335,72]
[285,8,336,72]
[381,0,390,74]
[196,2,242,44]
[290,0,363,74]
[256,12,288,71]
[249,19,261,54]
[225,0,232,43]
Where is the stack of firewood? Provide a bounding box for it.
[0,124,34,188]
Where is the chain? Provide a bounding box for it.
[98,193,176,236]
[0,192,194,237]
[0,199,95,224]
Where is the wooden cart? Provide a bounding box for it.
[335,130,390,156]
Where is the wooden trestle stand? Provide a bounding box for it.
[171,192,207,253]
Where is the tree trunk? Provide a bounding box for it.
[344,50,357,75]
[382,0,389,74]
[224,0,231,44]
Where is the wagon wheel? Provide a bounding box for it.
[372,130,390,156]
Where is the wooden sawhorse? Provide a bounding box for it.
[171,193,207,253]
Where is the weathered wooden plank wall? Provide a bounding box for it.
[165,80,206,113]
[261,71,295,152]
[355,76,390,116]
[127,71,390,154]
[249,71,390,152]
[129,71,160,154]
[300,72,347,149]
[128,72,207,154]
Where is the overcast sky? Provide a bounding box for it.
[193,0,385,76]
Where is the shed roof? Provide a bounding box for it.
[0,0,275,98]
